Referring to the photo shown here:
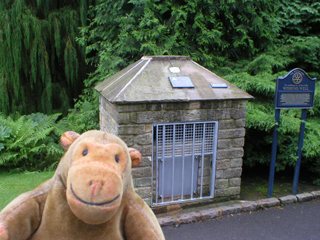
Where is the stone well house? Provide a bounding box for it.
[95,56,253,209]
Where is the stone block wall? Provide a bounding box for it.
[99,96,247,206]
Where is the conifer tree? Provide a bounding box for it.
[224,0,320,175]
[81,0,280,87]
[0,0,92,115]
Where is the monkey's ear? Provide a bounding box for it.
[60,131,80,151]
[128,148,142,168]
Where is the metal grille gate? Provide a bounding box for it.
[152,121,218,205]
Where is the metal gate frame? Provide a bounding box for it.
[152,121,218,206]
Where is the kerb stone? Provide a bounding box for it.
[279,195,297,205]
[311,190,320,199]
[158,216,175,226]
[218,204,242,215]
[258,198,280,208]
[296,193,314,202]
[199,208,220,220]
[177,212,201,224]
[240,201,260,212]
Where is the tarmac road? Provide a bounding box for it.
[162,200,320,240]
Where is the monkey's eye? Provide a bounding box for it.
[82,149,88,156]
[115,155,119,163]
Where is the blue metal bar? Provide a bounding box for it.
[292,109,308,195]
[268,109,281,198]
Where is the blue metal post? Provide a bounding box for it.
[292,109,307,195]
[268,109,281,198]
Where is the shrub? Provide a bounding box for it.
[0,112,65,171]
[224,55,320,183]
[56,89,100,134]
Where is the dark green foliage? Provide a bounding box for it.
[224,50,320,171]
[225,60,320,176]
[0,0,92,115]
[0,113,65,171]
[59,90,100,133]
[0,100,99,172]
[81,0,280,87]
[278,0,320,36]
[223,0,320,176]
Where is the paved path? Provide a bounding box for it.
[162,200,320,240]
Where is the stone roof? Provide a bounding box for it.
[95,55,253,103]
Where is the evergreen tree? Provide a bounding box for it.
[224,0,320,177]
[80,0,280,87]
[0,0,92,115]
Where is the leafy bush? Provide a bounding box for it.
[0,112,65,172]
[58,89,100,133]
[224,56,320,182]
[221,0,320,181]
[0,104,100,172]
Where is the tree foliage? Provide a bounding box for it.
[80,0,279,87]
[224,0,320,178]
[0,0,92,115]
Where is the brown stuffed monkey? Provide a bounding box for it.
[0,130,165,240]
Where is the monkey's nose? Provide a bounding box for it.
[89,180,105,202]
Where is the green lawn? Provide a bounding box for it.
[0,171,54,210]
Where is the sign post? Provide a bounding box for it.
[292,109,307,194]
[268,68,316,197]
[267,109,280,198]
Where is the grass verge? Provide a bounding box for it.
[1,168,319,211]
[0,171,54,210]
